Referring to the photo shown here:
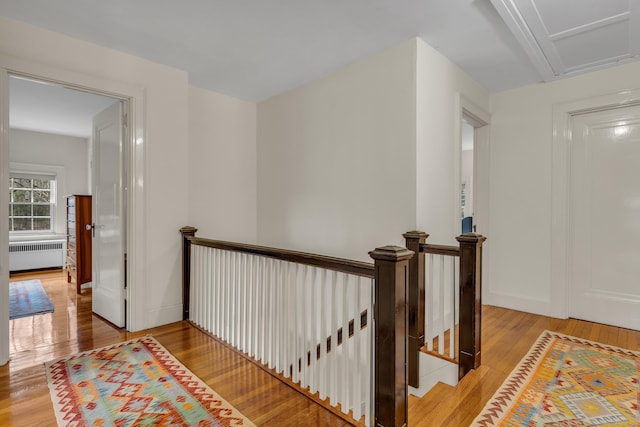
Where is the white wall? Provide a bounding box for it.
[9,129,89,236]
[188,86,257,243]
[257,39,417,262]
[488,60,640,316]
[415,39,489,245]
[0,17,189,338]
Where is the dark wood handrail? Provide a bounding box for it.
[420,243,460,257]
[188,236,375,278]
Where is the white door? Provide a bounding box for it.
[92,101,125,327]
[568,104,640,330]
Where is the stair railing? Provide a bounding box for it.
[404,231,486,386]
[181,226,413,427]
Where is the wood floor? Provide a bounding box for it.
[3,270,639,426]
[1,270,350,427]
[408,304,640,426]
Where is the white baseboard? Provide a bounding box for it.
[484,290,553,317]
[145,304,183,329]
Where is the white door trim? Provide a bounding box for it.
[453,93,491,237]
[0,65,9,365]
[0,55,148,364]
[550,89,640,319]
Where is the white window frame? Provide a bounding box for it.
[9,162,66,237]
[9,172,56,234]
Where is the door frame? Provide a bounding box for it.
[0,56,147,364]
[454,94,491,238]
[551,89,640,319]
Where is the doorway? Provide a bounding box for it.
[458,99,490,239]
[7,76,127,335]
[460,118,475,233]
[1,60,147,365]
[552,90,640,329]
[567,103,640,330]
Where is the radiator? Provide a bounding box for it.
[9,240,65,271]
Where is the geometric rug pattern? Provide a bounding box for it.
[9,279,54,319]
[471,330,639,426]
[45,336,256,427]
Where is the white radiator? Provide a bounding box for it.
[9,240,65,271]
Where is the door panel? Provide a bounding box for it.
[569,104,640,330]
[92,101,125,327]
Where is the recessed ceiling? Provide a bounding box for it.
[490,0,640,81]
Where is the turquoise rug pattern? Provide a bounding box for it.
[9,279,54,319]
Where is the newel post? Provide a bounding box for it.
[180,226,198,321]
[403,231,427,388]
[369,245,414,427]
[456,233,486,379]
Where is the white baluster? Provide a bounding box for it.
[364,276,373,427]
[189,245,196,325]
[309,266,319,395]
[426,254,434,351]
[328,270,338,406]
[300,264,309,389]
[339,272,349,413]
[350,275,360,421]
[256,256,264,363]
[247,254,253,359]
[449,256,456,359]
[438,254,445,355]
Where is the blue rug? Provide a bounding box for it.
[9,279,54,319]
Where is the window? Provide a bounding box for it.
[9,173,56,233]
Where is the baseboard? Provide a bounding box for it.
[145,304,183,329]
[484,290,552,317]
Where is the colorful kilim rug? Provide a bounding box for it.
[471,330,639,426]
[9,279,54,319]
[45,336,256,427]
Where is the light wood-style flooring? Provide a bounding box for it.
[2,269,639,426]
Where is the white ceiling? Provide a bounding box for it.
[10,77,118,139]
[2,0,639,138]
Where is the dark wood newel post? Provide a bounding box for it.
[180,226,198,321]
[402,231,427,389]
[456,233,486,379]
[369,245,414,427]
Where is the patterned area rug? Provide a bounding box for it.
[10,279,54,319]
[471,330,639,426]
[45,336,255,427]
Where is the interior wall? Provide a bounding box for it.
[257,39,417,262]
[0,16,189,333]
[9,129,89,236]
[188,86,257,243]
[488,60,640,316]
[415,39,489,245]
